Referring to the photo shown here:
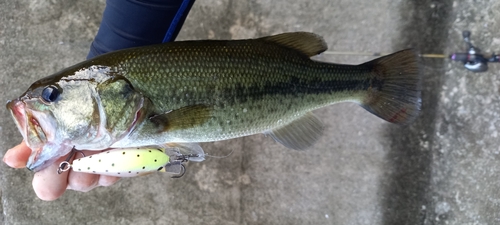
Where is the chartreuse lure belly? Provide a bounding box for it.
[71,148,170,177]
[59,143,204,177]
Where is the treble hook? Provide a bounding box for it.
[167,153,200,178]
[171,164,186,178]
[175,153,201,162]
[57,147,85,174]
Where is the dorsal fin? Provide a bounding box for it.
[259,32,328,57]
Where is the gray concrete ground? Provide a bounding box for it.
[1,0,499,224]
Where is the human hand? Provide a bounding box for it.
[3,0,194,201]
[3,141,121,201]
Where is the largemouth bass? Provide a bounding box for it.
[6,32,421,172]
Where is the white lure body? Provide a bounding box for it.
[71,148,170,177]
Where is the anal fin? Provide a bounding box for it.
[265,112,324,151]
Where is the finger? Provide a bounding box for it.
[98,175,121,187]
[32,154,70,201]
[67,171,100,192]
[3,141,31,168]
[67,150,100,192]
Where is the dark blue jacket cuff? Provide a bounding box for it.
[87,0,195,59]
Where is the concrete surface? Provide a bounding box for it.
[1,0,499,224]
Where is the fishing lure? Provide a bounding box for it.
[58,143,205,178]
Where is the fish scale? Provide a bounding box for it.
[110,43,368,143]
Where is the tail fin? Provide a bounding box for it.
[361,49,422,125]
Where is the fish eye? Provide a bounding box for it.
[41,85,60,103]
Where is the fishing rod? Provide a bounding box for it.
[323,31,499,73]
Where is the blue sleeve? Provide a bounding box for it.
[87,0,196,59]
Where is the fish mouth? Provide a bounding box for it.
[26,147,43,172]
[7,99,49,157]
[26,142,72,172]
[9,101,50,171]
[7,99,28,140]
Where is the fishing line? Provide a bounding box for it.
[203,149,235,159]
[320,51,450,74]
[321,31,499,73]
[322,51,447,58]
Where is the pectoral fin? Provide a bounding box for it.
[265,112,324,151]
[149,105,212,131]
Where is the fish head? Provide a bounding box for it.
[7,66,108,171]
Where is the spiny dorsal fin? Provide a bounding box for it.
[265,112,324,151]
[260,32,328,57]
[150,105,212,131]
